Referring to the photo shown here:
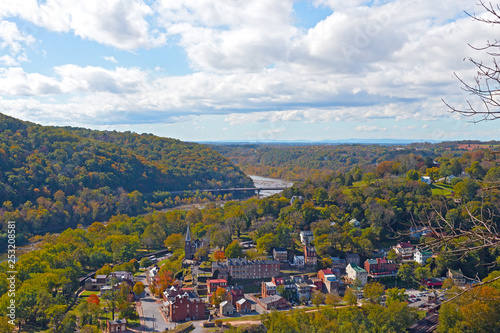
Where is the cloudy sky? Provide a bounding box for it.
[0,0,500,142]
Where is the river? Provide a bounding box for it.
[249,175,294,197]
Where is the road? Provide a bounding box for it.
[136,272,177,332]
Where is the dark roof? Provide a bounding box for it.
[261,295,284,304]
[407,313,438,333]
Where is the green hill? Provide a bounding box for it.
[0,113,252,237]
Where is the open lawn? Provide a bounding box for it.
[431,183,453,197]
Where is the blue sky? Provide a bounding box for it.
[0,0,500,142]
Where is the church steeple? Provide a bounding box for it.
[185,223,191,242]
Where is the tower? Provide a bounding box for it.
[185,224,193,260]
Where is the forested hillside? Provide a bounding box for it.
[211,142,500,181]
[0,113,252,240]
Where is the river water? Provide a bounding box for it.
[249,175,294,198]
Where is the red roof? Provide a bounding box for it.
[208,279,227,284]
[319,269,333,275]
[397,242,414,249]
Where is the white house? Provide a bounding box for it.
[349,218,361,228]
[220,300,233,316]
[421,176,431,184]
[414,249,433,265]
[346,263,367,286]
[293,255,305,269]
[299,231,314,245]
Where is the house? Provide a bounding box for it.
[318,269,334,282]
[323,274,345,295]
[261,282,277,298]
[146,266,159,286]
[236,298,252,313]
[364,258,397,277]
[220,300,233,316]
[212,258,280,280]
[349,218,361,228]
[299,231,314,245]
[421,176,432,184]
[394,242,415,260]
[346,263,367,286]
[414,249,433,265]
[330,257,347,272]
[345,253,361,266]
[108,271,134,285]
[273,248,288,263]
[207,279,228,294]
[447,268,466,285]
[304,246,317,267]
[260,295,288,310]
[423,277,445,288]
[106,319,127,332]
[163,292,207,322]
[295,282,313,301]
[228,285,244,306]
[292,255,305,269]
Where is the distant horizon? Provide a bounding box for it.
[1,1,500,141]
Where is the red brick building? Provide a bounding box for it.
[364,258,397,276]
[163,293,207,322]
[261,281,277,298]
[304,246,317,267]
[318,269,333,282]
[236,298,252,313]
[228,285,244,306]
[212,258,280,280]
[207,279,228,294]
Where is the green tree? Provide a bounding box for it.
[385,287,408,305]
[311,290,326,309]
[133,282,145,296]
[397,263,416,287]
[164,233,183,251]
[344,288,358,306]
[363,282,384,304]
[225,240,244,258]
[139,257,152,268]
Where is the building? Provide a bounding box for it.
[330,257,347,272]
[394,242,415,260]
[414,249,433,265]
[273,248,288,263]
[85,274,108,291]
[304,246,317,267]
[220,300,233,316]
[349,218,361,228]
[346,263,367,286]
[300,231,314,245]
[227,285,244,306]
[345,253,360,266]
[106,319,127,333]
[295,282,313,301]
[410,227,432,239]
[447,268,466,285]
[423,277,445,288]
[318,269,333,282]
[364,258,397,277]
[260,295,288,310]
[207,279,228,294]
[236,298,252,313]
[290,196,304,205]
[163,292,207,322]
[261,281,277,298]
[421,176,431,184]
[292,255,305,269]
[108,271,134,285]
[212,258,280,280]
[184,224,207,260]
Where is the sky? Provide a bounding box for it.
[1,0,500,142]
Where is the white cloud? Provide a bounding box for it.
[355,125,386,132]
[103,56,118,63]
[0,0,166,50]
[0,20,35,65]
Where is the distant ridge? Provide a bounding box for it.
[198,138,442,145]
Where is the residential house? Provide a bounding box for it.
[228,285,244,306]
[421,176,431,184]
[260,295,288,310]
[345,253,361,266]
[318,269,334,282]
[394,242,415,260]
[163,292,207,322]
[410,227,432,239]
[292,255,305,269]
[108,271,134,285]
[261,282,277,298]
[330,257,347,272]
[106,319,127,333]
[346,263,367,286]
[85,274,108,291]
[146,266,159,286]
[304,246,317,267]
[207,279,228,294]
[447,268,466,285]
[273,248,288,263]
[423,277,445,288]
[300,231,314,245]
[364,258,397,277]
[295,282,313,301]
[236,298,252,313]
[414,249,433,265]
[220,300,233,316]
[212,258,280,280]
[349,218,361,228]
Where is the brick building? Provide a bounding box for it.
[261,281,277,298]
[212,258,280,280]
[304,246,317,267]
[236,298,252,313]
[207,279,228,294]
[364,258,397,276]
[163,292,207,322]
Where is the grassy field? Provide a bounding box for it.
[431,183,453,197]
